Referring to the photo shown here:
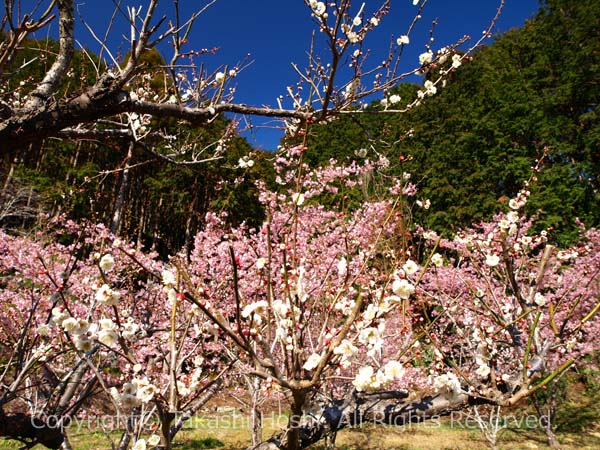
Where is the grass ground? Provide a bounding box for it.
[0,412,598,450]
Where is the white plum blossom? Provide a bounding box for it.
[311,1,326,16]
[475,364,491,379]
[62,317,90,335]
[99,253,115,272]
[256,257,267,270]
[51,307,70,326]
[337,256,348,276]
[162,269,176,288]
[452,54,462,68]
[433,372,462,394]
[334,340,358,367]
[98,329,118,347]
[137,383,157,403]
[397,35,410,45]
[419,51,433,65]
[370,17,379,26]
[389,94,401,105]
[302,353,321,371]
[359,327,382,348]
[95,284,121,306]
[431,253,444,267]
[423,80,437,96]
[391,278,415,299]
[214,72,225,83]
[242,300,269,322]
[291,192,305,206]
[238,156,255,169]
[557,249,578,261]
[148,435,161,446]
[132,439,146,450]
[383,360,405,381]
[74,335,92,352]
[352,365,375,391]
[402,259,419,276]
[534,292,546,307]
[485,253,500,267]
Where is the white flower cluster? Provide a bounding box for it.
[309,1,327,17]
[333,339,358,368]
[557,249,578,261]
[95,283,121,306]
[112,377,157,409]
[391,278,415,300]
[51,308,94,351]
[352,361,405,392]
[397,35,409,45]
[242,300,269,325]
[238,155,255,169]
[419,51,433,66]
[432,371,462,394]
[303,352,322,371]
[98,318,119,347]
[509,186,530,210]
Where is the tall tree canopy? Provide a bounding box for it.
[307,0,600,243]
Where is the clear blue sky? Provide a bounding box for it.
[29,0,541,150]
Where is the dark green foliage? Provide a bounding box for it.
[306,0,600,244]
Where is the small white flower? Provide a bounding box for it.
[433,372,461,394]
[452,54,462,68]
[431,253,444,267]
[312,1,326,16]
[419,51,433,65]
[95,284,121,306]
[291,192,305,206]
[137,384,157,403]
[402,259,419,276]
[383,360,405,380]
[353,365,375,392]
[337,256,348,276]
[228,69,237,77]
[391,278,415,299]
[485,253,500,267]
[162,270,176,288]
[75,335,92,352]
[534,292,546,307]
[475,364,491,379]
[37,324,51,336]
[98,329,118,347]
[397,35,410,45]
[99,254,115,272]
[370,17,379,26]
[242,301,269,320]
[353,16,361,27]
[132,439,147,450]
[303,353,321,371]
[413,0,419,5]
[256,257,267,270]
[215,72,225,83]
[389,94,401,104]
[147,435,161,446]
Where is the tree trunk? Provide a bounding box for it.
[111,141,134,235]
[246,389,484,450]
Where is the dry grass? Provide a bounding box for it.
[1,409,598,449]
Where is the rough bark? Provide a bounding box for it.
[246,389,481,450]
[0,412,64,449]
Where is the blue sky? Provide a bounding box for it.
[30,0,541,150]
